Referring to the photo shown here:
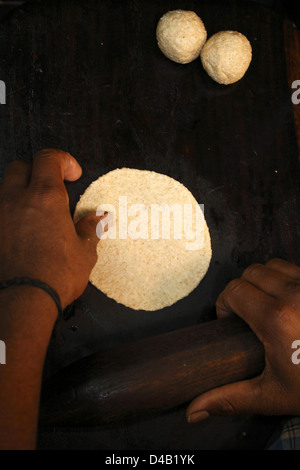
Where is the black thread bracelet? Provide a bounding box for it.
[0,277,64,318]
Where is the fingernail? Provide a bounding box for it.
[104,212,113,224]
[187,410,210,424]
[96,209,105,217]
[97,212,113,237]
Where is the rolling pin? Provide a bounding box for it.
[39,316,264,427]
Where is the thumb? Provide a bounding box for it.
[186,377,263,423]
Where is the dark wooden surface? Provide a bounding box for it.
[0,0,299,450]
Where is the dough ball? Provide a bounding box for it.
[156,10,207,64]
[200,31,252,84]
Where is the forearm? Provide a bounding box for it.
[0,287,57,449]
[0,150,103,449]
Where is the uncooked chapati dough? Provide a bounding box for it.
[156,10,207,64]
[74,168,212,311]
[200,31,252,85]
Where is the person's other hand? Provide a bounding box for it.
[0,149,106,311]
[187,259,300,422]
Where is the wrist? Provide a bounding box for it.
[0,284,59,343]
[0,277,63,317]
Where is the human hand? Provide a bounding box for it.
[187,258,300,422]
[0,149,106,311]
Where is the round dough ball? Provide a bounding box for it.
[200,31,252,84]
[156,10,207,64]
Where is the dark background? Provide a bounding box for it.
[1,0,299,26]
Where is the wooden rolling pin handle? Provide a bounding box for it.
[40,316,264,427]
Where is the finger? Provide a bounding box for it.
[242,263,299,298]
[30,149,82,192]
[95,211,112,238]
[75,212,110,260]
[2,160,32,190]
[186,376,265,423]
[265,258,300,281]
[216,278,275,341]
[76,212,110,239]
[76,212,101,241]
